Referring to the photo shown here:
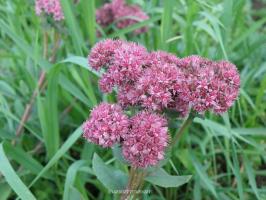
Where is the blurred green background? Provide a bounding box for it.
[0,0,266,199]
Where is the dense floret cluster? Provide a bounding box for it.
[82,103,129,147]
[96,0,149,34]
[35,0,64,21]
[88,39,240,115]
[83,39,240,168]
[122,112,168,168]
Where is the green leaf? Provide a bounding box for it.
[60,56,101,77]
[3,142,51,179]
[243,155,261,200]
[59,75,91,106]
[0,20,51,70]
[231,16,266,49]
[29,127,83,187]
[60,0,84,55]
[161,0,174,50]
[38,66,61,159]
[0,183,11,200]
[0,143,36,200]
[109,15,161,38]
[145,168,191,188]
[81,0,96,45]
[0,81,16,98]
[190,153,218,198]
[112,144,129,165]
[231,142,244,200]
[63,160,88,200]
[92,153,128,190]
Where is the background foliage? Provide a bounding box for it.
[0,0,266,199]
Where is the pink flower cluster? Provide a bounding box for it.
[179,56,240,113]
[83,103,129,147]
[35,0,64,21]
[84,39,240,168]
[122,112,168,168]
[83,103,168,167]
[96,0,149,34]
[88,39,240,115]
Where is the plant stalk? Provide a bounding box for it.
[170,112,194,148]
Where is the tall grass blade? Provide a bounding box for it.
[0,143,36,200]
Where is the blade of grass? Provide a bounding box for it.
[0,143,36,200]
[231,142,244,200]
[63,160,87,200]
[231,17,266,50]
[81,0,96,46]
[37,67,60,159]
[60,56,100,77]
[59,74,92,107]
[3,142,51,179]
[60,0,84,55]
[0,20,51,70]
[243,155,261,200]
[161,0,174,50]
[190,153,218,198]
[109,15,161,38]
[29,127,83,188]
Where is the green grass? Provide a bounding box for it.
[0,0,266,199]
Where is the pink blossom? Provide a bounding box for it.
[178,55,240,114]
[122,112,169,168]
[117,83,141,107]
[212,61,240,113]
[148,51,181,67]
[96,0,149,34]
[114,4,149,34]
[88,39,122,71]
[96,3,115,28]
[98,41,148,93]
[88,40,240,116]
[82,103,129,148]
[35,0,64,21]
[136,63,185,111]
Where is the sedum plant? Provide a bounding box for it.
[82,39,240,199]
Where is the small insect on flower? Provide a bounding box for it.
[35,0,64,21]
[122,112,169,168]
[83,103,129,148]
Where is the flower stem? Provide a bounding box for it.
[121,167,136,200]
[170,112,194,148]
[121,167,147,200]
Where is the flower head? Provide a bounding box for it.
[88,39,122,71]
[83,103,129,147]
[179,55,240,114]
[97,41,148,93]
[212,60,240,113]
[122,112,169,168]
[96,3,115,27]
[96,0,149,35]
[114,4,149,34]
[136,63,185,111]
[35,0,64,21]
[117,83,141,107]
[148,51,181,67]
